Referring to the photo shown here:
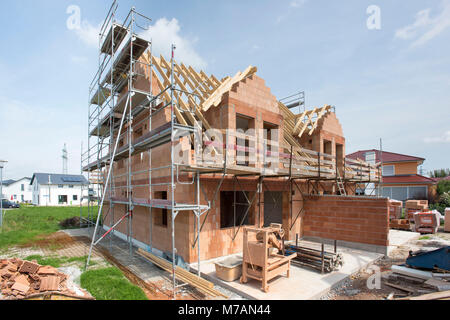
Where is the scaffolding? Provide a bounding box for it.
[81,2,382,300]
[82,2,212,299]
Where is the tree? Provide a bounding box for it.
[429,168,450,178]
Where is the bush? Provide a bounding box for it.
[437,180,450,195]
[430,192,450,214]
[442,192,450,206]
[430,203,446,215]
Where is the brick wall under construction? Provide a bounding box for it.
[302,195,390,250]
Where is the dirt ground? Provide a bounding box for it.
[324,227,450,300]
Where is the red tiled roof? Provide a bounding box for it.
[347,150,425,163]
[431,176,450,183]
[383,175,436,184]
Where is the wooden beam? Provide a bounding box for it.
[201,66,257,112]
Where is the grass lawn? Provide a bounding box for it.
[80,267,148,300]
[24,254,95,268]
[0,206,97,249]
[0,206,149,300]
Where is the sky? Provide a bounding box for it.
[0,0,449,180]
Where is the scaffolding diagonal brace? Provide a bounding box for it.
[192,173,225,248]
[86,97,130,268]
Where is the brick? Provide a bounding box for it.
[11,281,30,294]
[37,266,58,275]
[7,263,18,272]
[13,274,29,286]
[40,276,60,291]
[19,261,40,274]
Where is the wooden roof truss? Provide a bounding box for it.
[292,105,332,138]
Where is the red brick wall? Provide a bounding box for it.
[303,196,389,247]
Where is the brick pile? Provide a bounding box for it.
[0,258,90,300]
[388,200,403,220]
[406,200,428,221]
[390,219,411,231]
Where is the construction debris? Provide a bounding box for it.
[382,246,450,299]
[423,278,450,291]
[398,290,450,300]
[59,216,82,229]
[0,258,93,300]
[391,265,434,280]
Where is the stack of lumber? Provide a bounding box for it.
[286,245,343,273]
[388,200,403,220]
[137,249,228,299]
[385,264,450,300]
[406,200,428,221]
[398,290,450,300]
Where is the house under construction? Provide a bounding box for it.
[82,3,389,297]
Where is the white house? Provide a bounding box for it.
[30,173,89,206]
[1,177,33,203]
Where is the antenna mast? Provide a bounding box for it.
[62,143,68,174]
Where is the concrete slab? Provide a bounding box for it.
[190,240,383,300]
[388,230,421,255]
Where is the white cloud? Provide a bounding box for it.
[70,55,88,64]
[140,18,207,69]
[276,0,307,24]
[290,0,307,8]
[74,21,101,48]
[424,131,450,143]
[395,0,450,47]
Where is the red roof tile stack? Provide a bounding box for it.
[0,258,92,300]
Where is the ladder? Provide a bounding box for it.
[336,170,346,196]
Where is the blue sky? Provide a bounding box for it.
[0,0,449,179]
